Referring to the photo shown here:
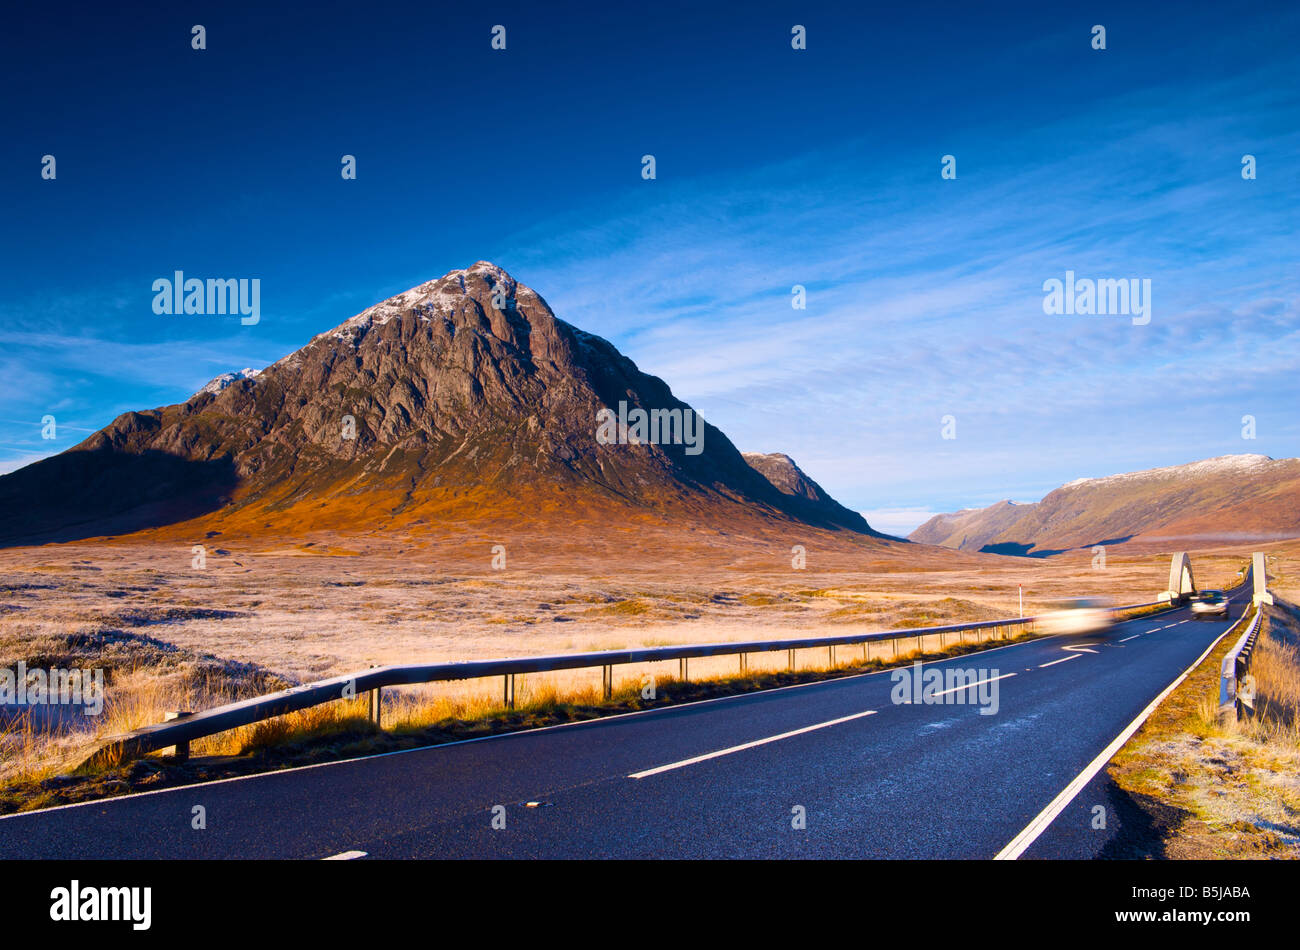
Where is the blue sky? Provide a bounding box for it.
[2,0,1297,534]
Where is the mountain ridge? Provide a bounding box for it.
[0,262,882,546]
[910,454,1300,555]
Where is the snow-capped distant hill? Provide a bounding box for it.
[910,455,1300,555]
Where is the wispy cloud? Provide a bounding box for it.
[2,13,1295,531]
[491,59,1300,521]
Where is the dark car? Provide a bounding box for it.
[1190,589,1229,619]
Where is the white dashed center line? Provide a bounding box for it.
[629,709,878,779]
[929,671,1017,696]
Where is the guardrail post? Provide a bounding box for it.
[366,665,382,727]
[602,665,612,701]
[1238,672,1256,717]
[679,658,687,682]
[829,645,835,668]
[504,673,515,711]
[164,711,192,760]
[788,648,795,671]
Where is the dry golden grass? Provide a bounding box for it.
[1107,595,1300,858]
[0,657,288,784]
[1239,607,1300,741]
[2,627,1050,814]
[0,529,1266,803]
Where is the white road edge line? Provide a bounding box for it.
[629,710,878,779]
[323,850,367,860]
[1038,655,1081,668]
[994,624,1237,860]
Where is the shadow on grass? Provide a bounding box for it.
[1096,778,1185,859]
[0,446,237,547]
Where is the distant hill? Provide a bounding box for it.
[742,452,871,533]
[909,500,1032,551]
[909,454,1300,556]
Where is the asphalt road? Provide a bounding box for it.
[0,590,1248,859]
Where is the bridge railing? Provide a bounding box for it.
[84,592,1184,767]
[1218,552,1276,723]
[1219,606,1265,724]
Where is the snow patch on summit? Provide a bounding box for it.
[308,263,525,351]
[1062,454,1277,489]
[199,367,261,396]
[267,262,565,376]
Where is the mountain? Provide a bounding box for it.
[908,500,1030,551]
[0,262,883,546]
[909,454,1300,555]
[200,368,261,395]
[742,453,871,533]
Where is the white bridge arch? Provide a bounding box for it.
[1161,551,1196,603]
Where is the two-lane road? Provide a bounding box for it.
[0,591,1247,859]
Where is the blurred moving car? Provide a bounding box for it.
[1037,598,1114,637]
[1190,589,1230,619]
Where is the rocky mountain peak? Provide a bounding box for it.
[1,263,880,544]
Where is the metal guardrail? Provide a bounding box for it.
[85,594,1178,767]
[1218,553,1274,723]
[1219,606,1264,724]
